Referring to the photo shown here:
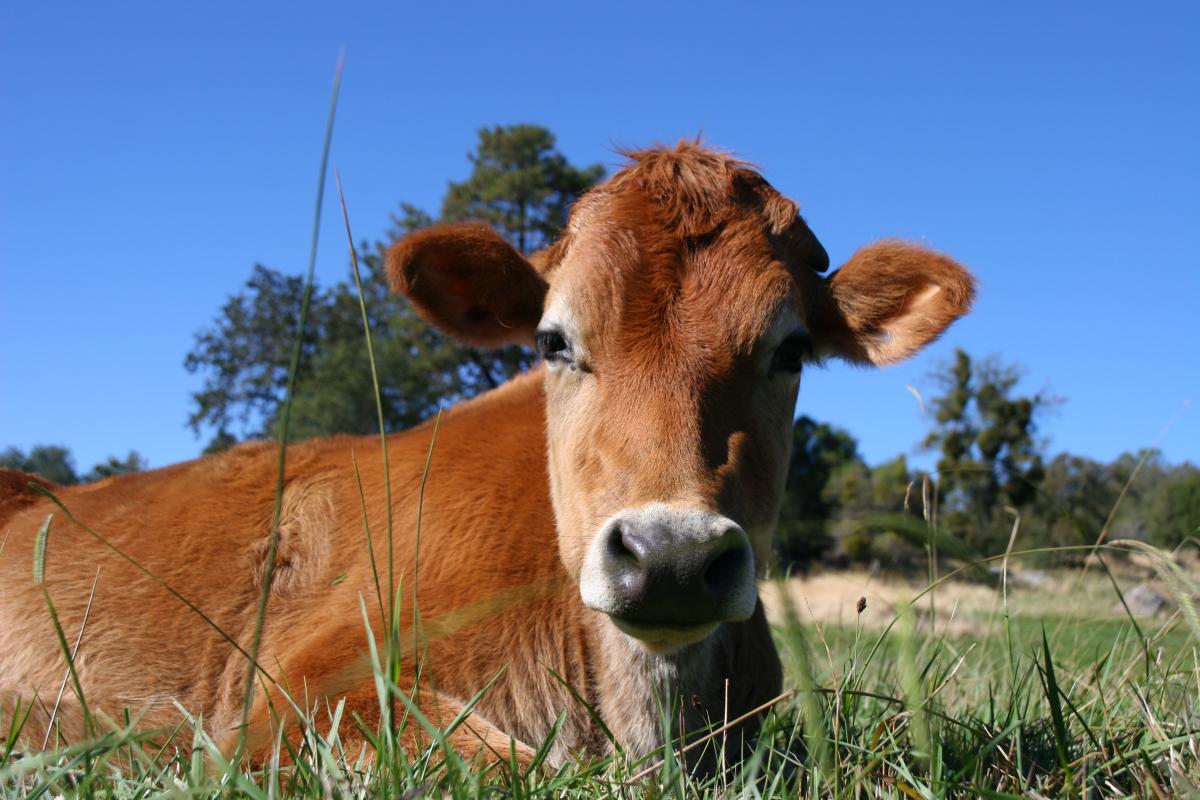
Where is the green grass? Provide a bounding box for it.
[2,553,1198,798]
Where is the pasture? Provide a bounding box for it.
[3,540,1197,797]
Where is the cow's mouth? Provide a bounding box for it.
[610,616,719,651]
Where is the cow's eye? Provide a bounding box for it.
[536,330,572,363]
[771,332,812,375]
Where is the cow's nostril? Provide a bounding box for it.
[618,526,653,564]
[704,541,750,595]
[605,524,631,559]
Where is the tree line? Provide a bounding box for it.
[5,125,1197,563]
[777,359,1199,566]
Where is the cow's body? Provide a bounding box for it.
[0,143,972,770]
[0,371,778,765]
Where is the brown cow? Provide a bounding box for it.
[0,143,973,771]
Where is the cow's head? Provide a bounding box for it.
[388,144,974,652]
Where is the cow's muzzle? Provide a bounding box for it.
[579,504,757,648]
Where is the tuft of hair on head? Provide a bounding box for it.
[605,141,829,272]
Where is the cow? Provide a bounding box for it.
[0,142,973,773]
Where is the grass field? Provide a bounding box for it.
[3,547,1198,798]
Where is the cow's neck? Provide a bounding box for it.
[587,603,780,768]
[586,615,721,758]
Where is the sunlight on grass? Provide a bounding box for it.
[3,544,1197,797]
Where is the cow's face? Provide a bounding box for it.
[389,144,974,653]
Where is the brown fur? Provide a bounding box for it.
[0,143,973,771]
[813,241,976,364]
[0,469,56,520]
[388,222,549,347]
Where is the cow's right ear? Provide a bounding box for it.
[386,223,548,347]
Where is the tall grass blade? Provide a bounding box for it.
[3,699,34,762]
[42,567,100,750]
[39,588,92,743]
[1039,627,1074,793]
[407,408,442,723]
[351,451,387,629]
[238,51,344,759]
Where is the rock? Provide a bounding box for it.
[987,567,1053,588]
[1117,583,1170,616]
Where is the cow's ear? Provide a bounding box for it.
[387,223,548,347]
[811,241,975,365]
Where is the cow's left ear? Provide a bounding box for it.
[387,223,548,347]
[811,241,975,365]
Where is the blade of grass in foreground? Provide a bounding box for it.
[336,170,400,738]
[42,567,100,750]
[337,174,391,633]
[411,410,441,673]
[1040,627,1074,794]
[39,589,93,747]
[237,52,344,761]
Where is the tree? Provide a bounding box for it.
[775,416,862,565]
[84,451,148,482]
[441,125,604,254]
[185,125,604,446]
[923,350,1052,554]
[1023,453,1125,554]
[0,445,79,485]
[1144,463,1200,548]
[1,445,147,485]
[824,455,923,567]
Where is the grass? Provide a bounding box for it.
[4,59,1199,798]
[2,551,1198,797]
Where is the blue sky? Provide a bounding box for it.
[2,1,1197,474]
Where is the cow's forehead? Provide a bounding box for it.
[544,173,804,364]
[547,155,816,362]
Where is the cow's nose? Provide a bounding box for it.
[594,510,755,627]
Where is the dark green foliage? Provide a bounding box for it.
[83,451,147,482]
[440,125,604,254]
[1022,451,1144,556]
[775,416,862,565]
[184,125,604,444]
[0,445,79,485]
[774,414,930,570]
[827,457,927,568]
[924,349,1052,555]
[185,265,316,440]
[1018,449,1200,555]
[0,445,146,485]
[1031,453,1121,546]
[1144,462,1200,547]
[775,350,1195,565]
[184,251,524,444]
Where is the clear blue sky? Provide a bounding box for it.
[2,1,1197,474]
